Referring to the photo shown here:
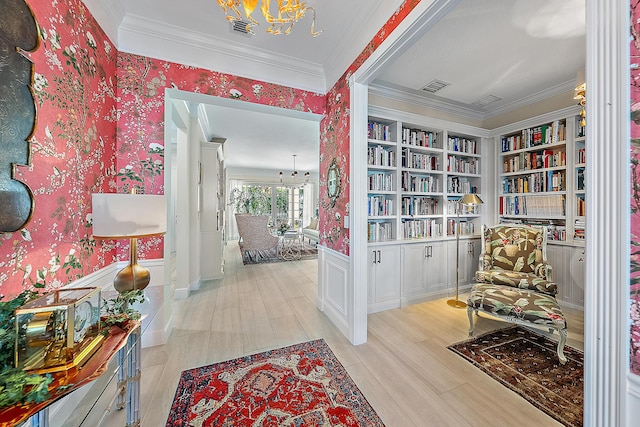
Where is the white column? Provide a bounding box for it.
[584,0,630,425]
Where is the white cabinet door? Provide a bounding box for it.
[546,244,585,309]
[446,239,479,287]
[368,246,401,312]
[402,242,448,304]
[402,244,429,298]
[424,241,447,293]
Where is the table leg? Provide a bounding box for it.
[30,407,48,427]
[125,325,141,427]
[116,345,126,410]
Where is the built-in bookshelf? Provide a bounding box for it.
[367,116,483,243]
[497,112,586,244]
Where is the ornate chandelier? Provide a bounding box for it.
[216,0,322,36]
[280,155,310,186]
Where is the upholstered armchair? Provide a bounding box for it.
[235,214,279,262]
[467,224,568,364]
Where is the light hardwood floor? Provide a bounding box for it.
[124,243,584,426]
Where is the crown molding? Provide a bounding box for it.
[369,81,485,121]
[118,14,327,93]
[81,0,126,48]
[481,80,578,121]
[370,78,579,124]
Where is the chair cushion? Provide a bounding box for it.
[483,225,544,276]
[475,270,557,295]
[467,283,567,329]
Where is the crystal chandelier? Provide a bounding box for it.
[279,154,309,186]
[217,0,322,36]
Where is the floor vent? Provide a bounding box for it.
[472,95,502,107]
[421,79,450,93]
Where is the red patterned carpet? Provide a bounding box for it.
[448,326,583,427]
[166,339,385,426]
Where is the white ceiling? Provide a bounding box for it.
[83,0,586,175]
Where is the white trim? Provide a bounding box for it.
[350,80,369,345]
[368,105,492,138]
[118,15,327,93]
[489,105,582,137]
[584,0,630,425]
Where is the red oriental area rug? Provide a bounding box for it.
[166,339,385,426]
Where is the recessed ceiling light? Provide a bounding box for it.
[421,79,450,93]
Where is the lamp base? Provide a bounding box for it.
[114,263,151,293]
[446,299,467,309]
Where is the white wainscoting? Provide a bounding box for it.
[318,246,351,340]
[63,258,171,348]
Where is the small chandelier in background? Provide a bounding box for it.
[280,154,309,186]
[574,68,586,128]
[217,0,323,36]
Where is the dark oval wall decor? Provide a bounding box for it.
[0,0,39,232]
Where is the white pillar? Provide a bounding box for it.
[584,0,630,425]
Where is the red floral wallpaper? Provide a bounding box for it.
[318,0,420,255]
[0,0,118,299]
[630,0,640,376]
[116,53,326,260]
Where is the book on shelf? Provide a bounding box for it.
[402,127,437,148]
[499,194,566,217]
[402,218,442,239]
[368,122,392,141]
[501,120,566,152]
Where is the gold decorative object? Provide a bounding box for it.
[217,0,322,36]
[447,193,483,309]
[91,192,167,293]
[0,0,39,232]
[15,287,103,374]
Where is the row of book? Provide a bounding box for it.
[447,136,477,154]
[368,145,396,167]
[576,168,585,191]
[401,218,442,239]
[577,147,586,164]
[499,194,566,217]
[501,119,566,152]
[446,219,475,236]
[448,156,479,174]
[368,221,394,242]
[401,172,440,193]
[368,122,393,142]
[402,127,439,148]
[368,196,394,216]
[446,200,479,215]
[502,171,566,194]
[576,194,586,217]
[574,219,585,240]
[368,172,394,192]
[498,218,567,241]
[402,149,440,171]
[502,149,566,173]
[447,177,478,195]
[401,196,439,216]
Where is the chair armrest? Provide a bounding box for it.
[534,261,553,281]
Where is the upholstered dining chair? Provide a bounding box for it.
[235,214,279,262]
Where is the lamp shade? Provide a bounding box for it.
[92,193,167,239]
[459,193,484,206]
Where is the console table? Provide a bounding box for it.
[0,320,141,427]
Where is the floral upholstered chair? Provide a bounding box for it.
[467,224,568,364]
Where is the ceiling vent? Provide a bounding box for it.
[421,79,451,93]
[232,20,252,35]
[472,95,502,107]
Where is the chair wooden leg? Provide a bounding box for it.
[467,306,475,336]
[557,328,568,364]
